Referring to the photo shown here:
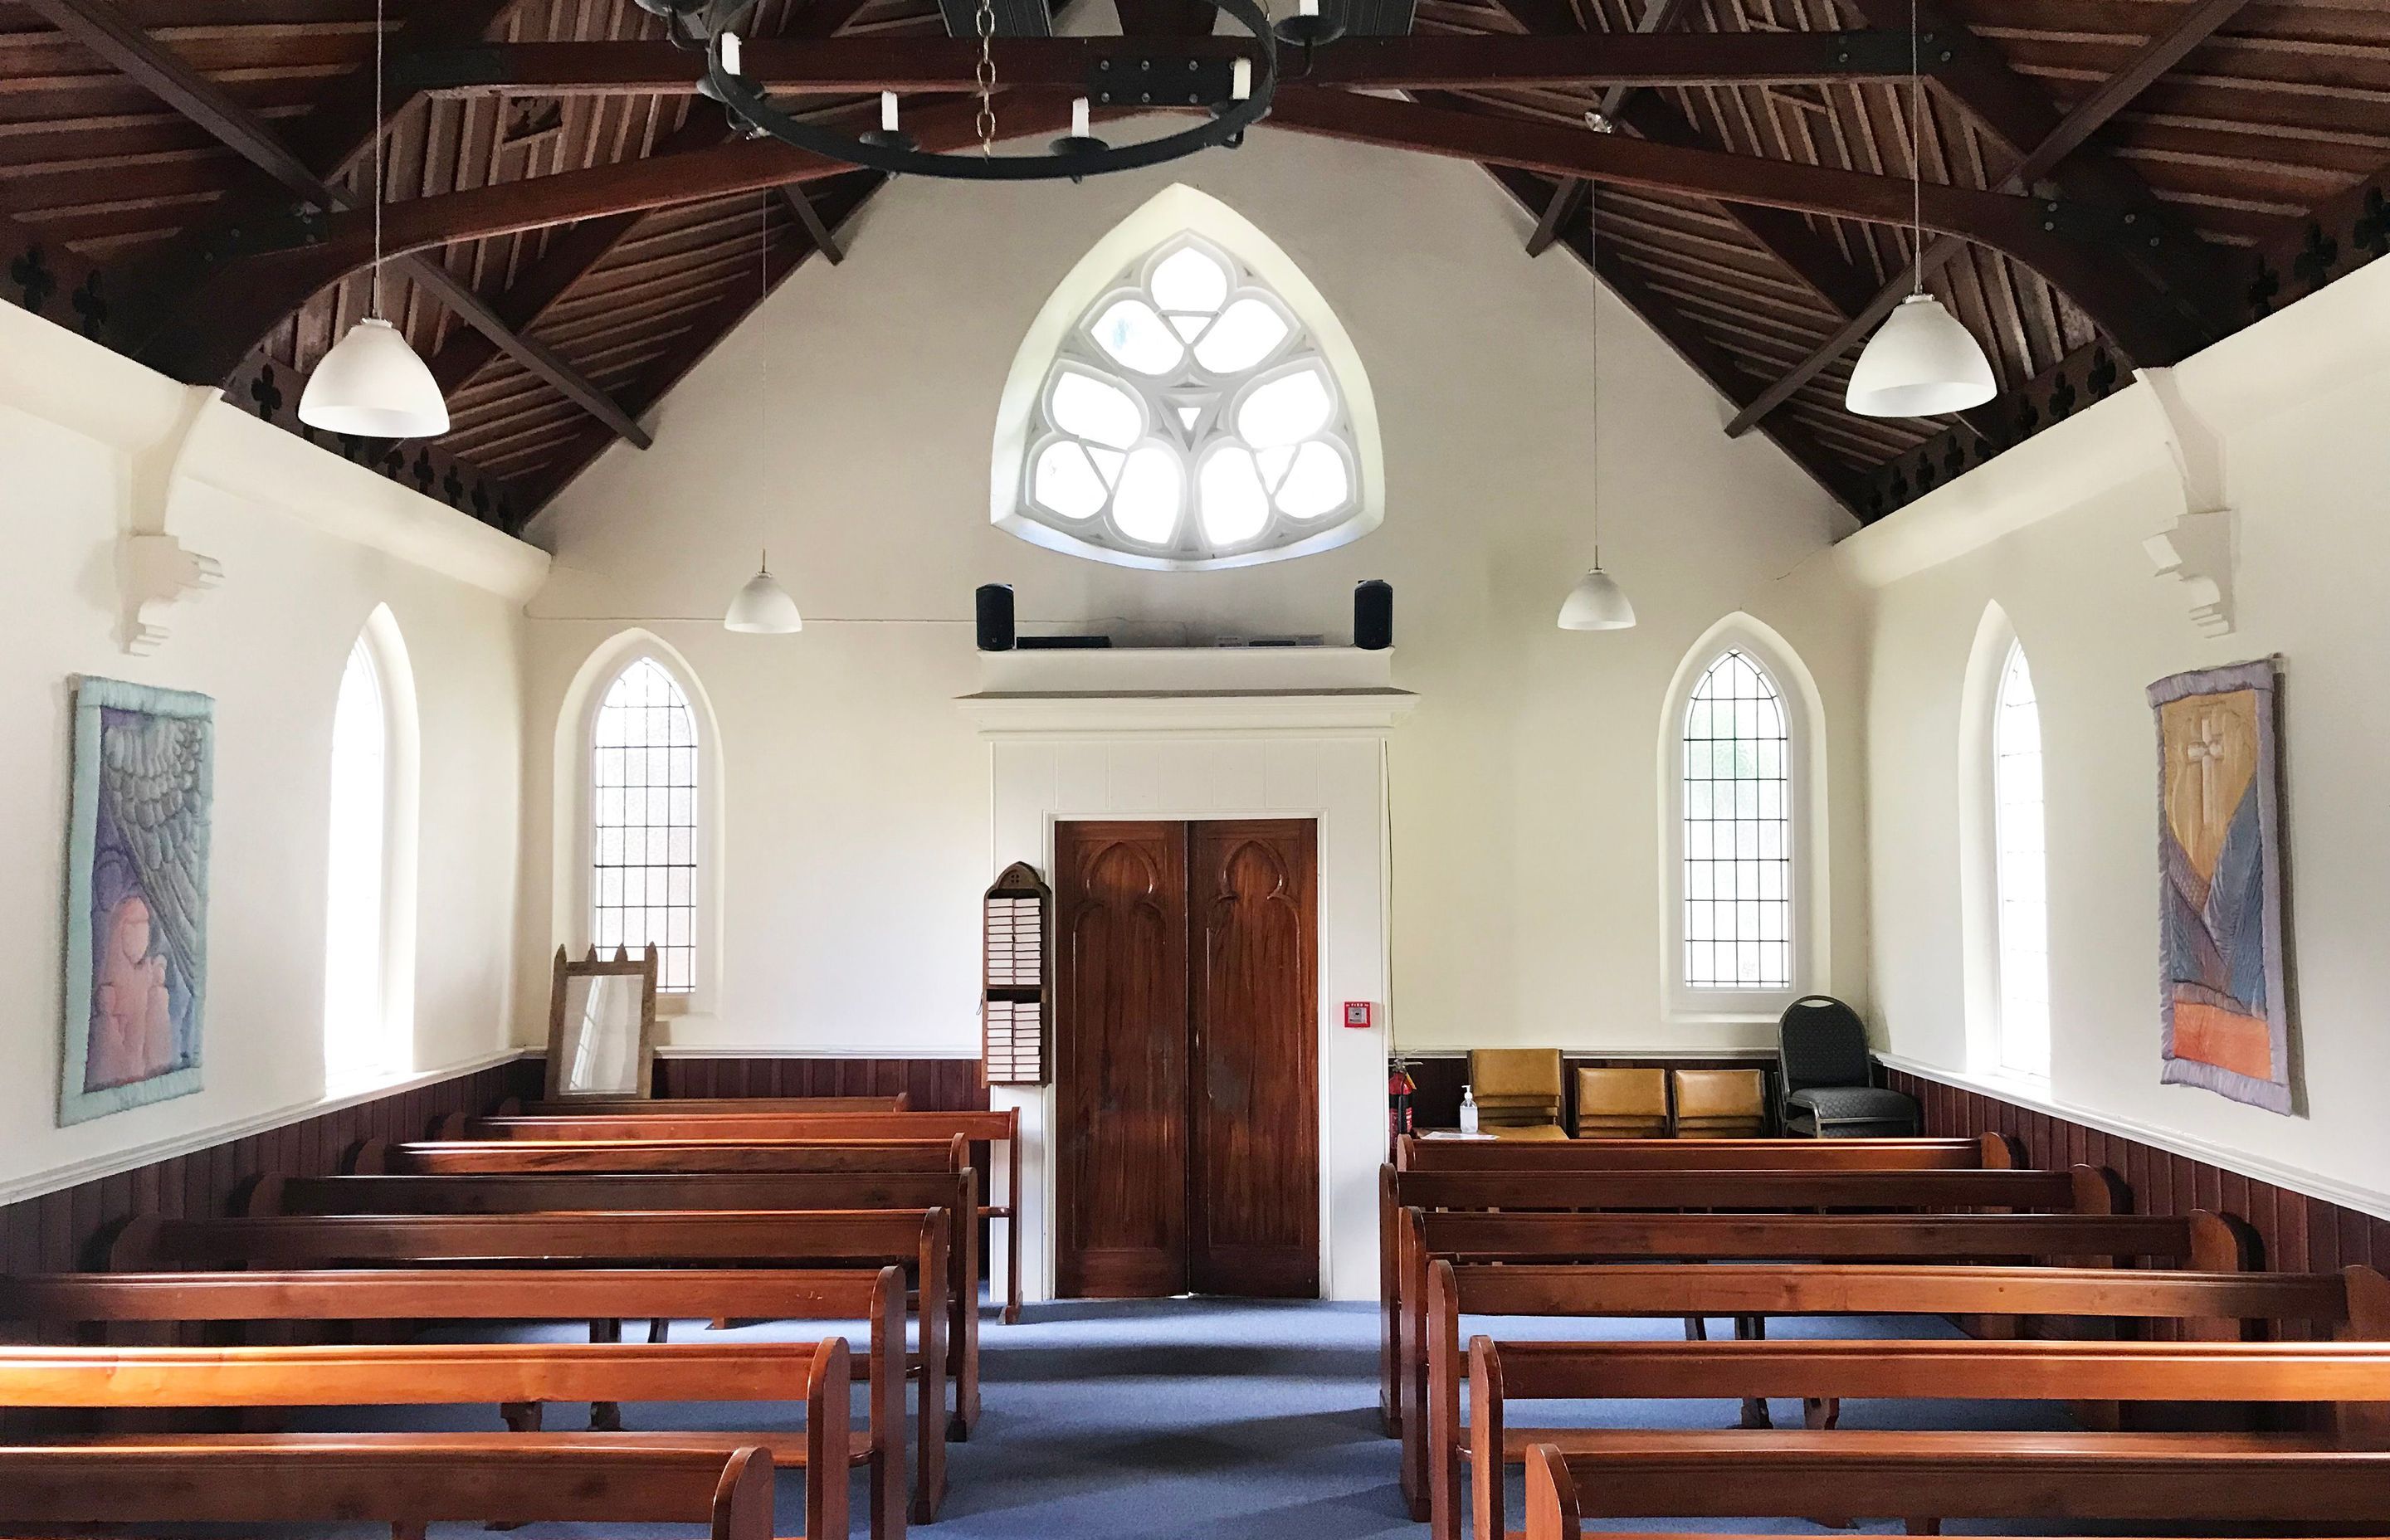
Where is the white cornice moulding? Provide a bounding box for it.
[0,1046,531,1211]
[1833,252,2390,592]
[963,644,1417,733]
[1876,1051,2390,1225]
[0,302,547,604]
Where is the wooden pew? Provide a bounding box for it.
[1520,1435,2390,1540]
[1428,1258,2390,1540]
[104,1206,973,1438]
[0,1440,783,1540]
[506,1095,910,1114]
[0,1265,929,1538]
[0,1338,849,1540]
[1394,1131,2023,1172]
[1391,1203,2254,1514]
[1470,1336,2390,1540]
[1379,1159,2125,1444]
[443,1109,1025,1323]
[356,1134,968,1175]
[246,1164,979,1442]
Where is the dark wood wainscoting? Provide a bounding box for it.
[1888,1069,2390,1273]
[0,1057,539,1274]
[653,1056,989,1109]
[1400,1052,1778,1137]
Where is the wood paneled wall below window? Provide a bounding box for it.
[1888,1069,2390,1273]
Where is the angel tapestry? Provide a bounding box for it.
[60,677,212,1125]
[2149,659,2294,1114]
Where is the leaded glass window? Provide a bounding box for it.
[591,657,698,992]
[1993,642,2051,1077]
[1682,649,1793,991]
[1017,233,1367,565]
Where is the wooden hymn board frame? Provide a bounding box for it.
[982,861,1050,1087]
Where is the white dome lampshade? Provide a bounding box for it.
[1845,292,1997,418]
[297,318,450,438]
[1558,564,1636,631]
[724,553,802,634]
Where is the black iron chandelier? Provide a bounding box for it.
[634,0,1281,182]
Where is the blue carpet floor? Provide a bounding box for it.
[295,1297,2077,1539]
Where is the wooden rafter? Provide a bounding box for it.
[23,0,651,448]
[1723,0,2260,438]
[393,31,1929,95]
[144,85,2153,387]
[1527,0,1695,257]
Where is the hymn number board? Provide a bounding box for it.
[983,862,1051,1086]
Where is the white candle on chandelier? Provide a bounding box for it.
[1298,0,1319,16]
[1231,56,1251,99]
[720,31,742,73]
[880,90,900,132]
[1071,96,1090,139]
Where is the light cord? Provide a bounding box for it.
[1589,184,1602,568]
[370,0,385,318]
[1909,0,1924,296]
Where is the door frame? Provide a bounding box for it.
[1042,807,1334,1299]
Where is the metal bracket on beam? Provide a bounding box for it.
[2032,196,2207,256]
[1085,55,1241,110]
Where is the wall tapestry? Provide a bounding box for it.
[60,676,213,1125]
[2149,658,2292,1114]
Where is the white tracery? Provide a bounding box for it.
[1018,232,1366,565]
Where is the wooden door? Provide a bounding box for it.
[1188,821,1319,1297]
[1053,821,1190,1299]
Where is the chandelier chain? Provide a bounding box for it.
[975,0,998,156]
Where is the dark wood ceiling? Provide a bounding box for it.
[0,0,2383,534]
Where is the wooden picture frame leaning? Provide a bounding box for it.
[544,943,660,1100]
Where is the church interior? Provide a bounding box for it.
[3,0,2390,1535]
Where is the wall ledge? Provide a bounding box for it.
[1877,1051,2390,1225]
[652,1044,979,1060]
[0,1046,530,1210]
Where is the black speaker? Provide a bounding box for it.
[1354,579,1393,651]
[975,584,1016,651]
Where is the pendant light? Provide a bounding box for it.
[723,197,801,635]
[1559,154,1635,633]
[298,0,448,439]
[1846,0,1994,419]
[724,550,803,633]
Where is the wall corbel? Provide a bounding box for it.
[117,383,224,655]
[2134,365,2236,638]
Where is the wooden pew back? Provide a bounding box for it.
[0,1338,847,1540]
[356,1134,967,1175]
[1394,1132,2022,1172]
[0,1441,778,1538]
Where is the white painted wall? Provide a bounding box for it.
[0,301,539,1201]
[1848,253,2390,1216]
[529,123,1871,1064]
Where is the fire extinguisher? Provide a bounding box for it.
[1388,1055,1417,1153]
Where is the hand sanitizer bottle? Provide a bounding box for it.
[1458,1084,1479,1136]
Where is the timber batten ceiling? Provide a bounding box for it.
[0,0,2382,534]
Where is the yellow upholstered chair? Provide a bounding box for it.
[1670,1068,1769,1138]
[1573,1067,1670,1139]
[1468,1048,1568,1141]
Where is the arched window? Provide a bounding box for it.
[324,607,417,1089]
[1680,650,1793,993]
[1991,642,2051,1078]
[993,185,1383,570]
[1661,616,1827,1019]
[591,656,700,993]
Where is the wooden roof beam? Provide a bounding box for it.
[22,0,651,447]
[393,31,1931,95]
[1839,0,2245,348]
[1528,0,1695,257]
[142,89,2151,383]
[1724,0,2261,439]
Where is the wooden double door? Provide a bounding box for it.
[1052,819,1319,1299]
